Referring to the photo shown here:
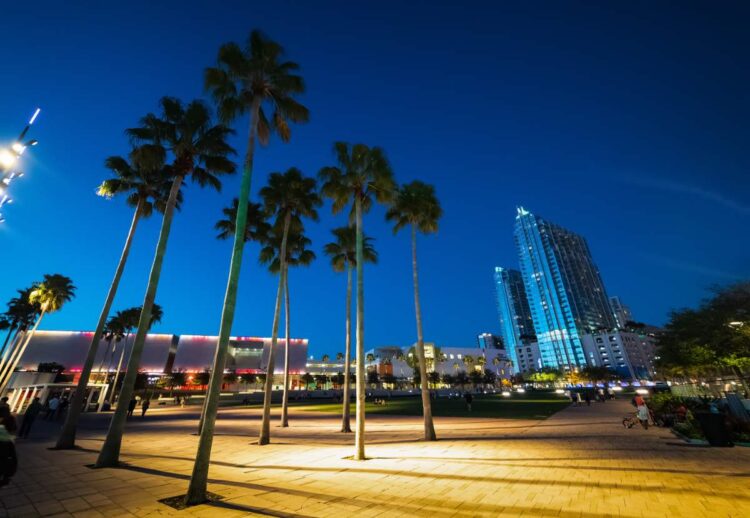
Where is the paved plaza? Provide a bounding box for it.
[2,398,749,517]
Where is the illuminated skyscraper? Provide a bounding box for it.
[514,207,615,369]
[493,267,535,371]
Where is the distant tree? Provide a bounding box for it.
[193,370,211,388]
[332,372,345,388]
[314,374,329,389]
[463,355,475,371]
[301,372,314,389]
[469,370,483,387]
[37,362,66,373]
[455,371,469,388]
[441,373,455,386]
[169,371,187,392]
[656,282,750,380]
[321,354,330,362]
[223,372,238,386]
[336,352,344,362]
[381,374,396,387]
[427,371,441,388]
[366,353,376,363]
[367,370,379,387]
[483,369,497,386]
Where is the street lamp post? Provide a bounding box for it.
[0,108,41,223]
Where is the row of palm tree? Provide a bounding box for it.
[35,28,443,506]
[0,275,76,394]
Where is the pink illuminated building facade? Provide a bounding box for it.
[17,330,309,375]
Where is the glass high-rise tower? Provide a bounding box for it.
[514,207,615,369]
[493,266,535,372]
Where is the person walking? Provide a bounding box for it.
[0,406,17,487]
[18,397,42,439]
[0,397,9,411]
[464,391,473,412]
[584,391,592,406]
[57,397,69,421]
[141,398,150,417]
[127,397,137,418]
[46,395,60,420]
[634,394,650,429]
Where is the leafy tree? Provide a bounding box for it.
[441,373,454,386]
[656,282,750,380]
[188,31,309,505]
[301,372,314,389]
[332,372,345,388]
[382,374,396,387]
[319,143,395,461]
[97,97,235,469]
[463,355,475,371]
[427,371,441,388]
[336,352,344,362]
[0,274,76,393]
[367,370,379,387]
[324,226,377,434]
[527,367,562,383]
[223,372,238,386]
[469,370,483,387]
[169,371,187,391]
[193,370,211,388]
[366,353,376,363]
[314,374,328,389]
[322,354,330,362]
[483,369,497,386]
[454,371,469,388]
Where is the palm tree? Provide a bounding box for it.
[0,275,76,393]
[187,30,308,506]
[464,355,475,372]
[57,146,175,449]
[477,355,487,371]
[95,98,235,468]
[321,354,330,362]
[319,142,395,459]
[336,352,344,361]
[257,168,320,443]
[385,181,442,441]
[101,304,162,409]
[323,226,377,433]
[0,288,40,378]
[258,226,315,428]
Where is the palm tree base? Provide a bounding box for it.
[257,437,270,446]
[341,425,352,433]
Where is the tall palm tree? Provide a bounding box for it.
[323,226,377,433]
[0,288,40,377]
[262,229,316,428]
[0,275,76,393]
[257,168,320,444]
[95,98,235,468]
[57,145,175,449]
[319,142,395,459]
[187,30,308,506]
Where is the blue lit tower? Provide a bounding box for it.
[514,207,615,369]
[493,267,535,371]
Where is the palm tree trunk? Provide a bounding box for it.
[411,225,436,441]
[110,335,128,404]
[0,311,45,394]
[95,175,183,468]
[259,213,291,445]
[341,265,352,432]
[57,200,143,449]
[280,266,291,427]
[354,198,366,460]
[0,326,16,361]
[0,329,22,378]
[184,97,261,506]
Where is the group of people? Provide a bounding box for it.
[570,387,616,406]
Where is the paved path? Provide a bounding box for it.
[2,398,749,517]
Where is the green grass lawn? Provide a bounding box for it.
[298,393,570,420]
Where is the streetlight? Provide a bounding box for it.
[0,108,41,223]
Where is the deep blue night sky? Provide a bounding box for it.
[1,1,748,358]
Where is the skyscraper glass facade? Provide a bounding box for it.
[493,266,535,372]
[514,207,615,369]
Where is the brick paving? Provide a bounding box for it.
[2,398,749,517]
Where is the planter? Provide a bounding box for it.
[694,412,734,447]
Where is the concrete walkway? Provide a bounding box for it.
[2,398,749,517]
